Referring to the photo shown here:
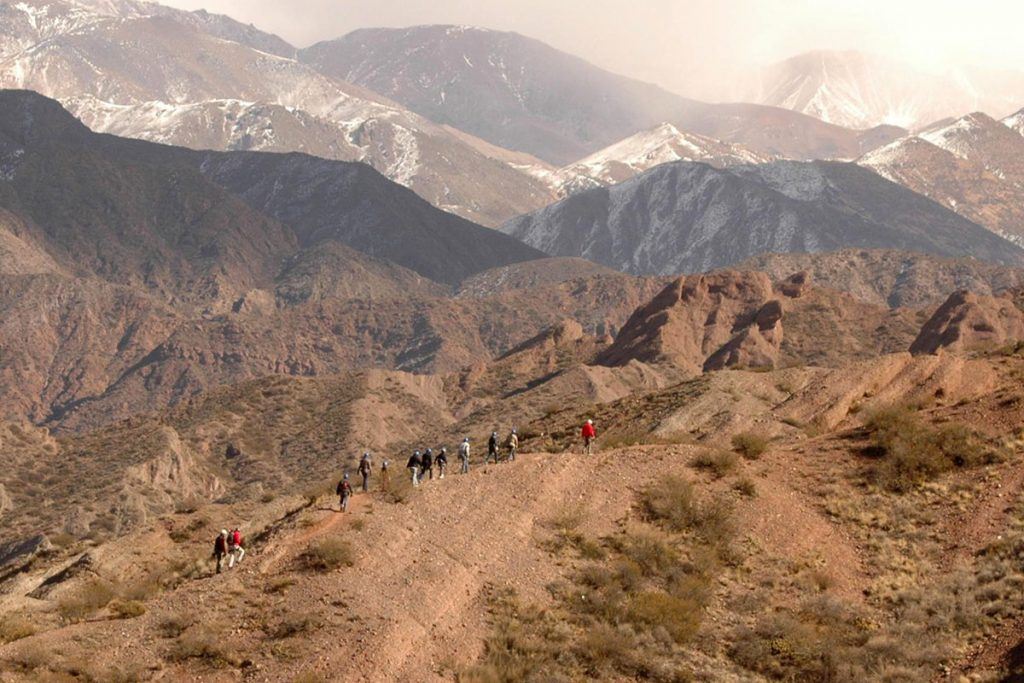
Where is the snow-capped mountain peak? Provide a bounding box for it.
[551,122,772,194]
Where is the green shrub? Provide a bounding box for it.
[732,432,769,459]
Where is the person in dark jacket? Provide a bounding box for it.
[422,448,435,481]
[337,474,353,512]
[212,529,229,574]
[487,431,500,464]
[357,452,373,492]
[436,447,448,479]
[407,450,423,487]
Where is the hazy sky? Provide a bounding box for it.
[162,0,1024,99]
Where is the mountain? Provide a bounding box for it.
[300,25,905,165]
[0,91,544,295]
[752,50,1024,130]
[551,123,772,194]
[1006,109,1024,136]
[0,2,556,226]
[859,112,1024,244]
[502,159,1024,276]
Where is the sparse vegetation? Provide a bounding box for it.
[731,431,769,459]
[690,449,739,479]
[168,623,235,666]
[0,612,36,644]
[863,405,1003,491]
[56,578,116,623]
[108,599,146,619]
[301,537,355,571]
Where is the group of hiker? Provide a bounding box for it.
[210,420,598,572]
[334,420,599,510]
[211,527,245,574]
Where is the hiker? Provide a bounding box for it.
[422,448,435,481]
[506,429,519,462]
[582,419,597,455]
[487,431,500,464]
[212,529,229,574]
[436,447,448,479]
[458,437,471,474]
[381,458,391,491]
[228,527,245,568]
[358,452,373,492]
[407,450,423,487]
[337,473,353,512]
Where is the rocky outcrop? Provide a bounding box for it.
[910,290,1024,355]
[597,270,783,371]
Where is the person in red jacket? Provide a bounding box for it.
[581,419,596,455]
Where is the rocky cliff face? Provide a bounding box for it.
[911,290,1024,355]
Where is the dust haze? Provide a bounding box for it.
[160,0,1024,100]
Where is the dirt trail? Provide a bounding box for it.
[258,495,369,575]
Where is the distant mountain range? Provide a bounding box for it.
[302,26,906,166]
[0,1,556,226]
[751,50,1024,130]
[860,110,1024,244]
[502,159,1024,275]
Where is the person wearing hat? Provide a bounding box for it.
[505,428,519,462]
[581,419,597,455]
[337,473,354,512]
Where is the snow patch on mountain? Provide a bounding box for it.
[549,123,773,196]
[1005,109,1024,136]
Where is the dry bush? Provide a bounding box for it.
[268,613,319,640]
[864,406,1002,492]
[168,623,234,665]
[301,537,355,571]
[108,599,146,619]
[690,449,738,478]
[0,612,36,643]
[56,578,116,623]
[638,476,701,532]
[576,622,637,673]
[733,477,757,497]
[626,591,702,644]
[732,432,769,459]
[158,611,195,638]
[265,576,296,594]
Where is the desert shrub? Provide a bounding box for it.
[265,576,296,594]
[638,476,701,532]
[57,578,116,622]
[158,612,195,638]
[732,432,769,459]
[576,622,637,673]
[301,537,355,571]
[108,599,146,619]
[626,591,702,643]
[733,476,757,497]
[690,449,738,478]
[614,527,678,577]
[168,623,234,665]
[864,406,1001,492]
[0,612,36,643]
[268,613,318,640]
[600,429,649,450]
